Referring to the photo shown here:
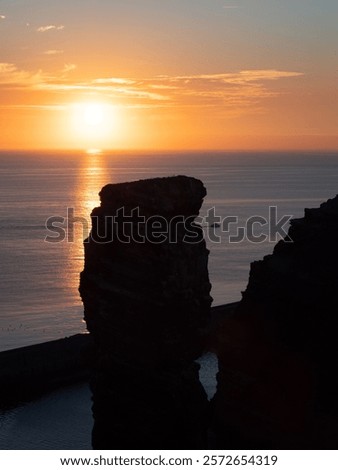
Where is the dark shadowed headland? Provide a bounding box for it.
[2,175,338,450]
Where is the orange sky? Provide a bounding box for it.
[0,0,337,151]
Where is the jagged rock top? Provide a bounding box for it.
[97,175,206,218]
[242,192,338,303]
[282,193,338,246]
[306,194,338,218]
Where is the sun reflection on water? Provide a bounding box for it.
[79,152,111,217]
[67,152,112,293]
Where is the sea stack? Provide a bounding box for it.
[79,176,212,449]
[211,195,338,449]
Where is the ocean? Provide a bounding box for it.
[1,150,338,352]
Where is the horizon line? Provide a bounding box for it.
[1,147,338,154]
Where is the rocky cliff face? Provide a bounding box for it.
[211,195,338,448]
[79,176,212,449]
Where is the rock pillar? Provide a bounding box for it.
[79,176,212,449]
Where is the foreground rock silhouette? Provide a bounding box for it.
[80,178,338,449]
[79,176,212,449]
[211,195,338,449]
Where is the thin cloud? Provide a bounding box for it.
[148,84,179,90]
[44,50,64,55]
[164,70,303,84]
[108,87,169,101]
[62,63,76,73]
[0,63,43,87]
[236,69,303,81]
[38,82,169,102]
[0,64,304,115]
[0,63,16,73]
[93,78,136,85]
[37,25,65,33]
[0,15,6,19]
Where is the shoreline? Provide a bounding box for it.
[0,302,239,409]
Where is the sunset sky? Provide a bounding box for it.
[0,0,337,151]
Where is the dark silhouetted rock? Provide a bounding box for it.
[211,195,338,449]
[79,176,212,449]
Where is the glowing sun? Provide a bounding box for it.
[83,103,104,127]
[70,102,118,149]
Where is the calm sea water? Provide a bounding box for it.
[1,150,338,352]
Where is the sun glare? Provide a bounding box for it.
[83,104,104,127]
[70,102,119,149]
[86,148,102,155]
